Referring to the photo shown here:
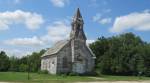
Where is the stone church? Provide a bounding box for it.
[41,8,96,74]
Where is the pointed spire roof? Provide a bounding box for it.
[73,8,83,22]
[74,8,82,18]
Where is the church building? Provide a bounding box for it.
[41,8,96,74]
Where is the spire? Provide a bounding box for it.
[73,8,83,23]
[70,8,86,41]
[74,8,82,18]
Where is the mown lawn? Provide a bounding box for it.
[101,75,150,81]
[0,72,100,83]
[0,72,150,83]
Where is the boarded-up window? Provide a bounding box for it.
[62,56,68,68]
[77,54,83,61]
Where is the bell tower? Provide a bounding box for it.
[70,8,87,42]
[71,8,87,69]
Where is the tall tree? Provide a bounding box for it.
[0,51,10,71]
[90,32,150,76]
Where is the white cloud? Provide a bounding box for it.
[14,0,21,4]
[0,10,44,31]
[103,9,111,13]
[110,10,150,33]
[99,18,111,24]
[50,0,69,7]
[3,20,70,46]
[92,12,112,25]
[86,40,95,44]
[144,9,150,13]
[89,0,99,8]
[92,13,101,22]
[42,20,70,42]
[4,36,45,46]
[0,21,9,30]
[0,48,31,57]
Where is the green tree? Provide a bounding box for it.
[90,32,150,76]
[19,63,28,72]
[9,56,20,71]
[0,51,10,71]
[28,49,46,72]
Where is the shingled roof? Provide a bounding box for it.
[41,40,70,57]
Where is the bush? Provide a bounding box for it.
[68,72,79,76]
[60,72,98,76]
[60,73,67,77]
[84,71,98,76]
[38,70,49,74]
[144,70,150,77]
[95,70,102,76]
[19,64,28,72]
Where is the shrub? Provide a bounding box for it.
[68,72,79,76]
[38,70,49,74]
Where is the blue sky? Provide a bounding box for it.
[0,0,150,57]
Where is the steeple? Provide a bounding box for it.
[73,8,83,23]
[70,8,86,41]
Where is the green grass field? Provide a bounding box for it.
[0,72,150,83]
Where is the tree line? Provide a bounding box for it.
[90,32,150,76]
[0,32,150,76]
[0,49,46,72]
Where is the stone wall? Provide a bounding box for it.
[41,39,95,74]
[57,41,72,74]
[82,45,95,72]
[41,55,57,74]
[72,39,95,73]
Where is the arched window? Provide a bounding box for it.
[62,56,68,68]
